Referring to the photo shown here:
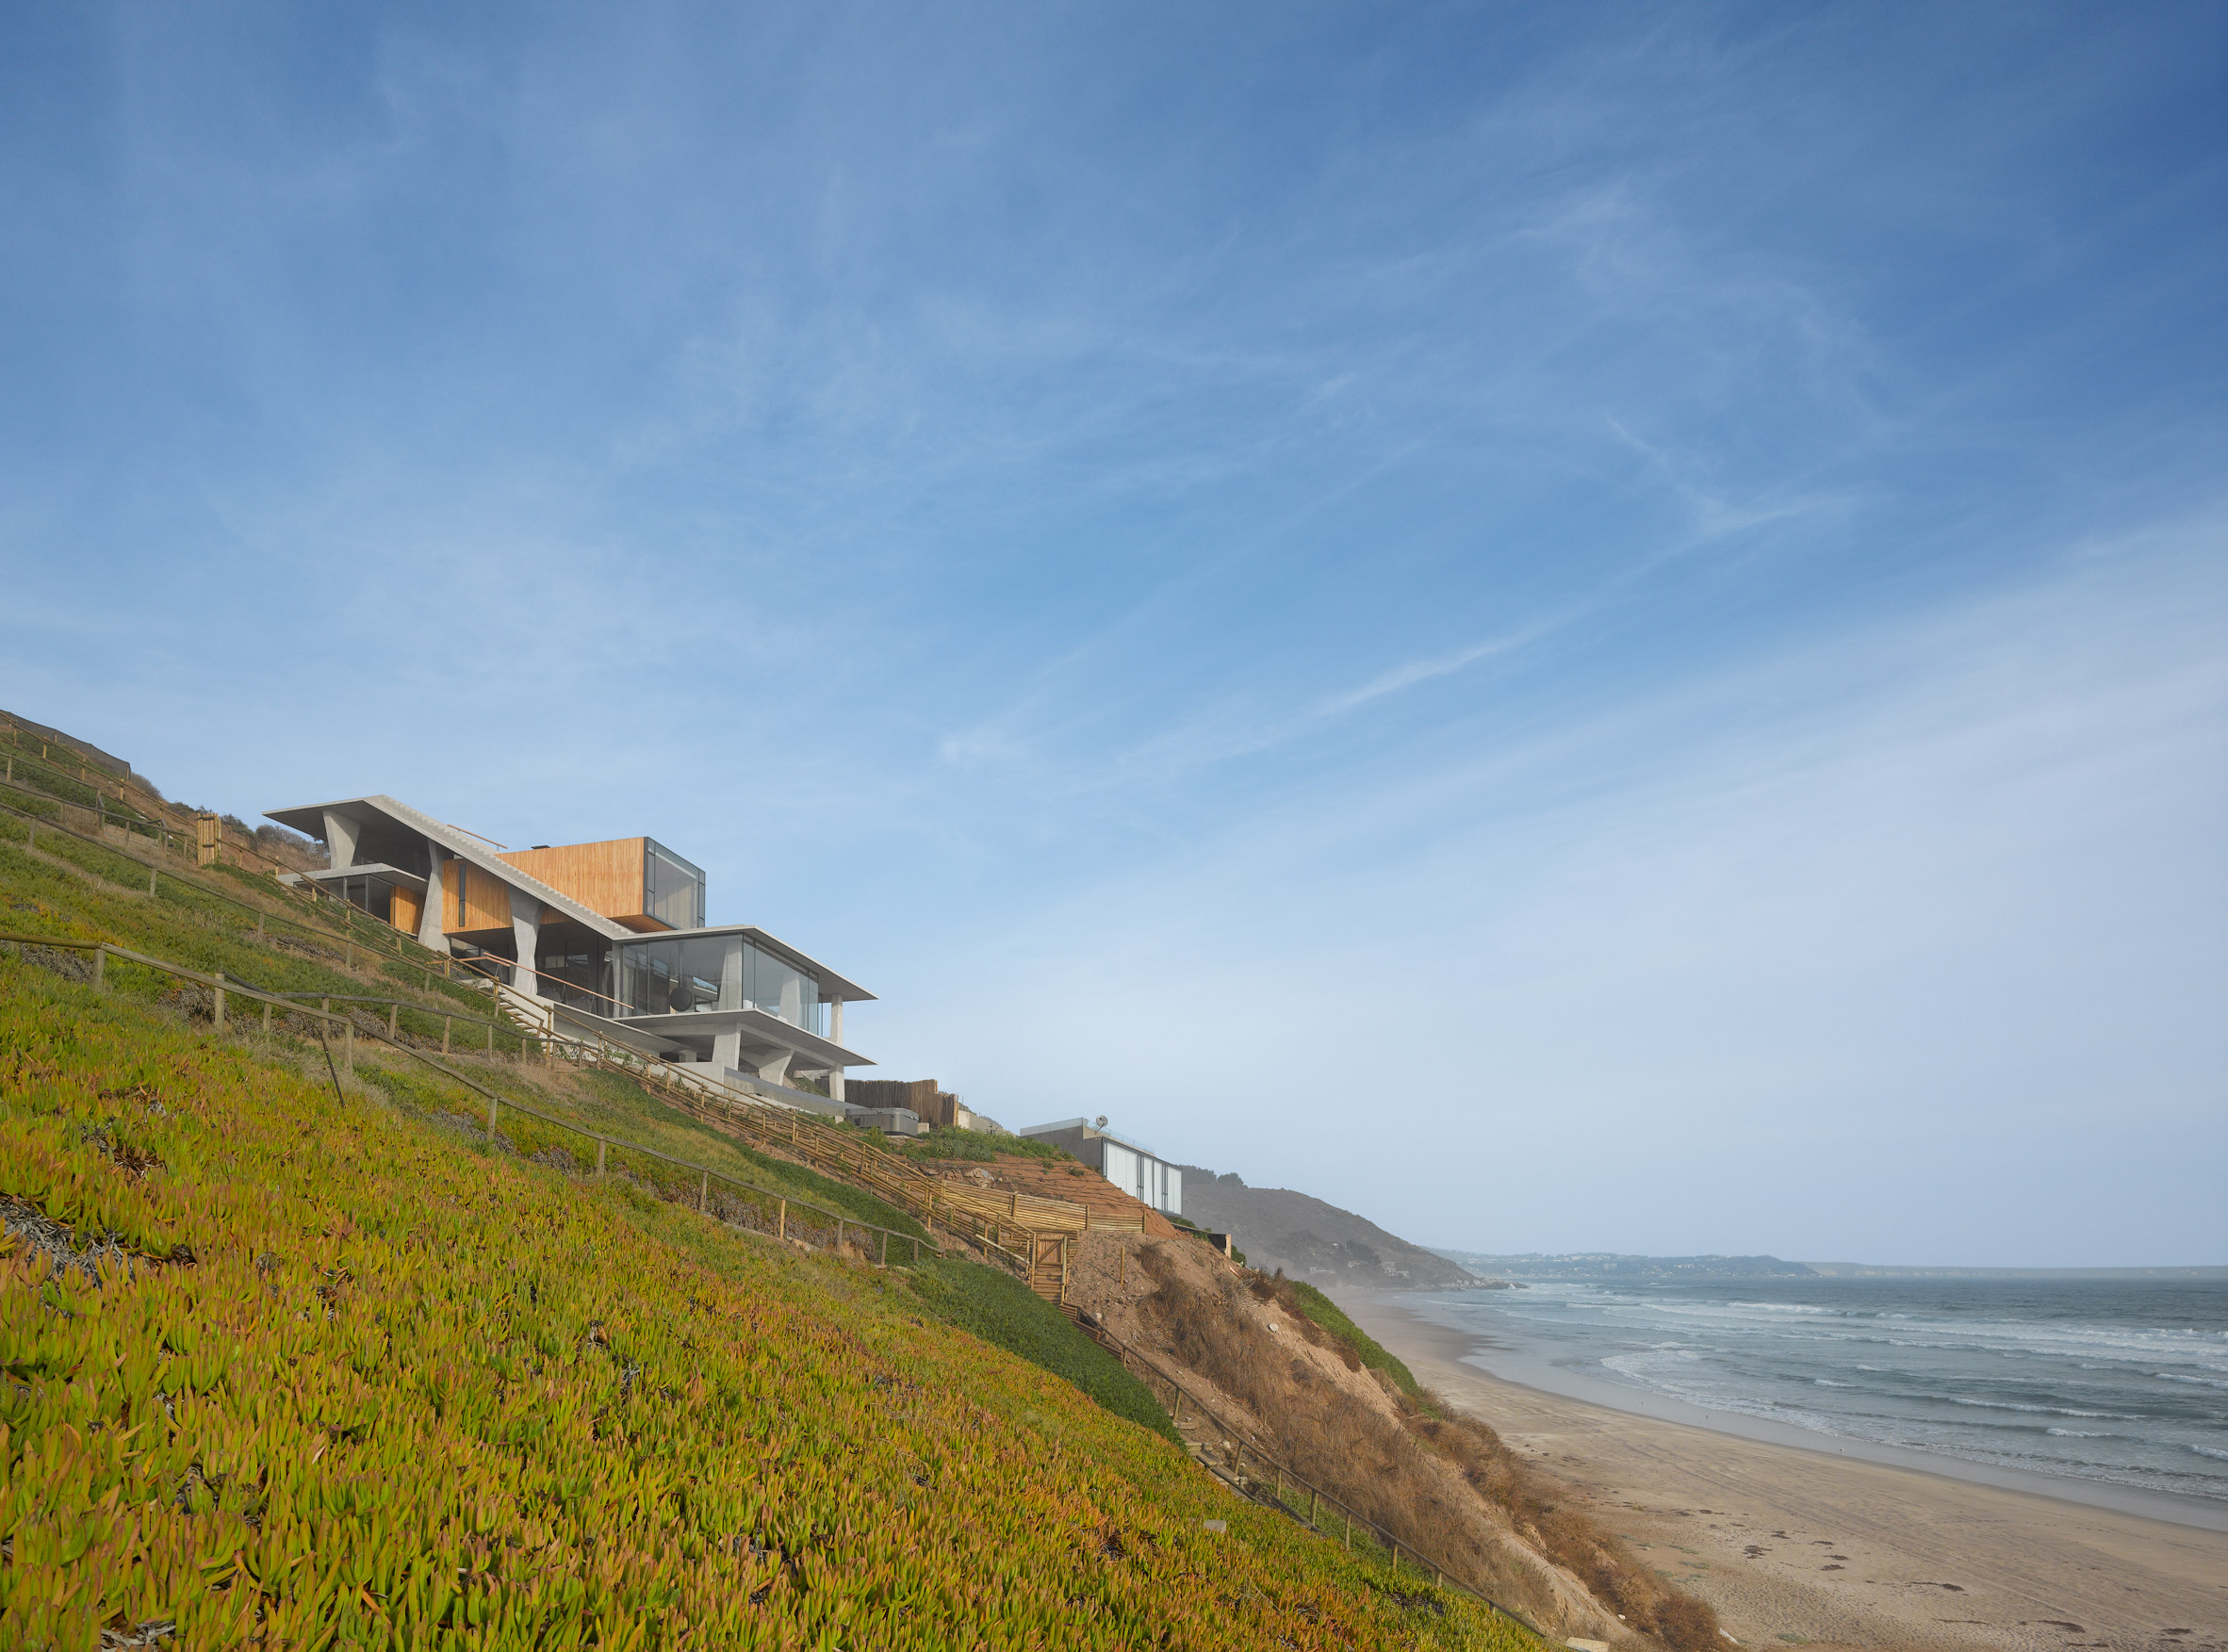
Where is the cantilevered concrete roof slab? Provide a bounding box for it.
[614,923,876,1003]
[608,1006,875,1070]
[266,794,632,940]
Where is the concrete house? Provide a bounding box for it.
[265,793,876,1112]
[1018,1119,1183,1218]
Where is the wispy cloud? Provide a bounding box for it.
[2,2,2220,1264]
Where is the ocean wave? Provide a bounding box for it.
[1445,1282,2228,1502]
[1945,1398,2138,1419]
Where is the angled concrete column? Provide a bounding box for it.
[418,850,452,955]
[712,1028,743,1070]
[322,810,360,872]
[827,997,845,1102]
[753,1049,794,1088]
[508,887,543,1001]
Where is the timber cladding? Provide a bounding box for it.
[845,1079,958,1127]
[497,839,654,925]
[447,860,514,934]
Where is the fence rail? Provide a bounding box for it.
[0,714,302,879]
[0,922,1536,1630]
[1,792,1087,1289]
[0,793,534,1022]
[0,931,937,1267]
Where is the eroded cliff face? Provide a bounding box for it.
[1061,1231,1631,1644]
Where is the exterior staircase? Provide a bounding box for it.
[1030,1235,1071,1304]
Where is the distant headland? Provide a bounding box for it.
[1429,1250,2228,1282]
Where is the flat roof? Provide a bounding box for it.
[267,797,872,998]
[305,861,428,894]
[269,795,625,938]
[608,1006,875,1069]
[612,924,876,1003]
[1019,1119,1164,1160]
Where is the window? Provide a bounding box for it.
[643,840,704,930]
[614,935,824,1035]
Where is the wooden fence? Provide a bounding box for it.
[0,931,938,1268]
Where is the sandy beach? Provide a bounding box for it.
[1337,1291,2228,1652]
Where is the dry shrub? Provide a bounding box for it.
[1136,1245,1724,1652]
[1406,1406,1721,1652]
[1249,1269,1361,1369]
[1135,1245,1561,1622]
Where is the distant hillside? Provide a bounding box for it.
[1175,1167,1487,1291]
[1432,1250,1818,1281]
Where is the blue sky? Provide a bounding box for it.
[3,3,2221,1265]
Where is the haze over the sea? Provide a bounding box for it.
[1,4,2220,1268]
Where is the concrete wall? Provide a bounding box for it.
[1028,1126,1182,1216]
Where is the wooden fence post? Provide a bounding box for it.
[778,1200,786,1241]
[699,1169,709,1211]
[387,1003,398,1039]
[147,866,156,895]
[442,1017,451,1054]
[261,1001,271,1036]
[91,945,105,991]
[596,1138,606,1178]
[213,986,225,1030]
[342,1021,353,1075]
[486,1022,494,1055]
[486,1091,500,1141]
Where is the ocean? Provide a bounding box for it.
[1409,1276,2228,1505]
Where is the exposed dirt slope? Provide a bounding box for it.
[1061,1230,1645,1645]
[924,1152,1183,1236]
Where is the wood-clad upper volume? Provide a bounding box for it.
[498,839,673,931]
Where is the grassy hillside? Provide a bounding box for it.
[0,836,1543,1648]
[1285,1276,1426,1398]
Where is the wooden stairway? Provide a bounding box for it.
[1029,1235,1070,1303]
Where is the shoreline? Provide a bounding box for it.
[1336,1288,2228,1652]
[1381,1288,2228,1535]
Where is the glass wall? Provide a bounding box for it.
[534,941,612,1014]
[336,875,393,924]
[615,935,826,1035]
[643,839,705,931]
